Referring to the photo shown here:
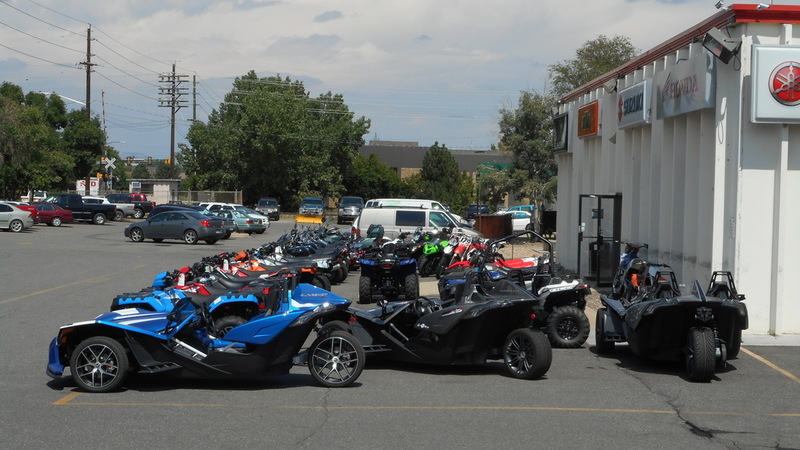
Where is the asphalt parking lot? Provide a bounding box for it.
[1,218,798,448]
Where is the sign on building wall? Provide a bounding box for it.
[577,101,599,138]
[655,53,716,119]
[751,45,800,123]
[617,80,651,128]
[553,113,568,151]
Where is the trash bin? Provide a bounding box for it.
[474,214,512,238]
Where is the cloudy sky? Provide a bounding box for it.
[0,0,784,159]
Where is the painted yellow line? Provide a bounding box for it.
[50,396,760,416]
[741,347,800,384]
[0,265,147,305]
[53,392,83,405]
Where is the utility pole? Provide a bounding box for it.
[78,25,95,119]
[158,63,188,179]
[78,25,96,194]
[192,75,197,122]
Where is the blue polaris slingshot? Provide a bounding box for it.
[46,276,365,392]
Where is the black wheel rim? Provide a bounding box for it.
[505,335,535,375]
[556,317,579,341]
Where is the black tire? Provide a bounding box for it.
[308,330,365,387]
[51,216,62,227]
[69,336,129,393]
[205,238,218,245]
[222,232,231,240]
[129,227,145,242]
[312,274,332,291]
[686,327,716,382]
[114,209,124,221]
[595,308,615,354]
[403,273,419,300]
[418,256,435,277]
[318,320,350,336]
[330,267,345,285]
[92,213,106,225]
[546,305,590,348]
[727,327,742,359]
[133,208,144,219]
[183,229,198,245]
[9,219,24,232]
[503,328,552,380]
[358,276,372,304]
[214,315,246,338]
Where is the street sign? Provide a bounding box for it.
[103,157,117,170]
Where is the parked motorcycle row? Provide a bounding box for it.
[46,221,749,392]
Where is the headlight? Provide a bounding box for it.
[314,258,330,269]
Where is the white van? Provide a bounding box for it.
[353,207,481,239]
[363,198,465,223]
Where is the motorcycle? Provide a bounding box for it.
[46,275,366,392]
[317,265,552,380]
[416,228,452,278]
[357,226,419,304]
[597,255,748,382]
[438,230,592,348]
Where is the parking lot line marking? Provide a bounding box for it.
[53,392,83,405]
[49,400,765,416]
[741,347,800,384]
[0,265,148,305]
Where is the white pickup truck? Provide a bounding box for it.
[83,196,135,221]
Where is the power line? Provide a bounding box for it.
[0,42,80,70]
[0,1,85,37]
[95,70,158,101]
[0,20,84,53]
[94,39,162,76]
[94,55,159,87]
[22,0,85,24]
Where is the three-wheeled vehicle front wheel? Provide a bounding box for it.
[685,327,716,382]
[308,330,365,387]
[595,308,615,354]
[503,328,552,380]
[69,336,129,393]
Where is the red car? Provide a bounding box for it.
[31,202,74,227]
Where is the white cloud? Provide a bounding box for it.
[2,0,784,154]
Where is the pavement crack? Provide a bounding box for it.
[296,389,332,447]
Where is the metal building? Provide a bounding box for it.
[555,4,800,336]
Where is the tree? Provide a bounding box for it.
[343,153,403,199]
[548,35,638,96]
[180,71,370,209]
[498,91,558,228]
[130,163,151,179]
[0,82,76,198]
[405,142,474,214]
[476,165,513,210]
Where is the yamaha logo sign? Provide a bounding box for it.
[751,45,800,123]
[768,61,800,106]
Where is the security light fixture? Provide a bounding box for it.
[703,27,740,64]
